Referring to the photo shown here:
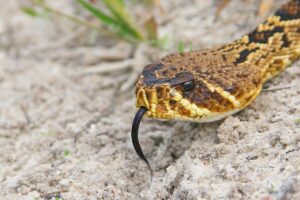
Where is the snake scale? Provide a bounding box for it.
[131,0,300,170]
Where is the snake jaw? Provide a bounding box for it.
[135,84,241,122]
[136,83,176,119]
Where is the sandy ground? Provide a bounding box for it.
[0,0,300,199]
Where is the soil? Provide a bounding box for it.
[0,0,299,199]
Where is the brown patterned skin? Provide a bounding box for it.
[136,0,300,122]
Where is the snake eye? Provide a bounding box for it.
[182,80,195,92]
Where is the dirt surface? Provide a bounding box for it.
[1,0,300,199]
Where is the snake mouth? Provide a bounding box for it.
[131,106,152,174]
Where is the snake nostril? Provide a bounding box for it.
[169,100,177,106]
[156,87,164,100]
[156,87,162,93]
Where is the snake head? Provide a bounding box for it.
[135,50,261,122]
[136,61,216,121]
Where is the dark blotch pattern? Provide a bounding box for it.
[275,0,300,21]
[234,47,259,64]
[248,27,284,44]
[281,34,291,47]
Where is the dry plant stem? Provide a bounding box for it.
[77,44,152,91]
[120,72,139,91]
[262,84,294,92]
[102,0,145,41]
[120,45,153,91]
[31,1,131,43]
[215,0,231,17]
[27,28,86,53]
[77,59,133,75]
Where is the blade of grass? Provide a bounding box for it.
[33,0,45,4]
[177,40,185,53]
[77,0,143,41]
[77,0,120,27]
[116,0,125,6]
[189,44,193,51]
[103,0,145,40]
[148,34,169,49]
[40,4,106,32]
[21,7,39,17]
[28,0,130,42]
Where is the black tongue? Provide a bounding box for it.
[131,107,152,175]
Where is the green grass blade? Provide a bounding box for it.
[177,40,185,53]
[103,0,145,40]
[116,0,125,6]
[33,0,45,4]
[21,7,39,17]
[77,0,119,26]
[189,44,193,51]
[77,0,143,41]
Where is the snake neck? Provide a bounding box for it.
[233,0,300,82]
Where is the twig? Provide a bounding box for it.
[215,0,231,17]
[77,59,133,75]
[262,84,294,92]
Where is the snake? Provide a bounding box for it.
[131,0,300,171]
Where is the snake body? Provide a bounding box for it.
[132,0,300,169]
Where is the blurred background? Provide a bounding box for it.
[1,0,300,199]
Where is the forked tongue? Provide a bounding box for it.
[131,107,153,177]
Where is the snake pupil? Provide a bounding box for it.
[182,80,195,91]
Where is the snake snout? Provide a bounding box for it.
[136,88,150,109]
